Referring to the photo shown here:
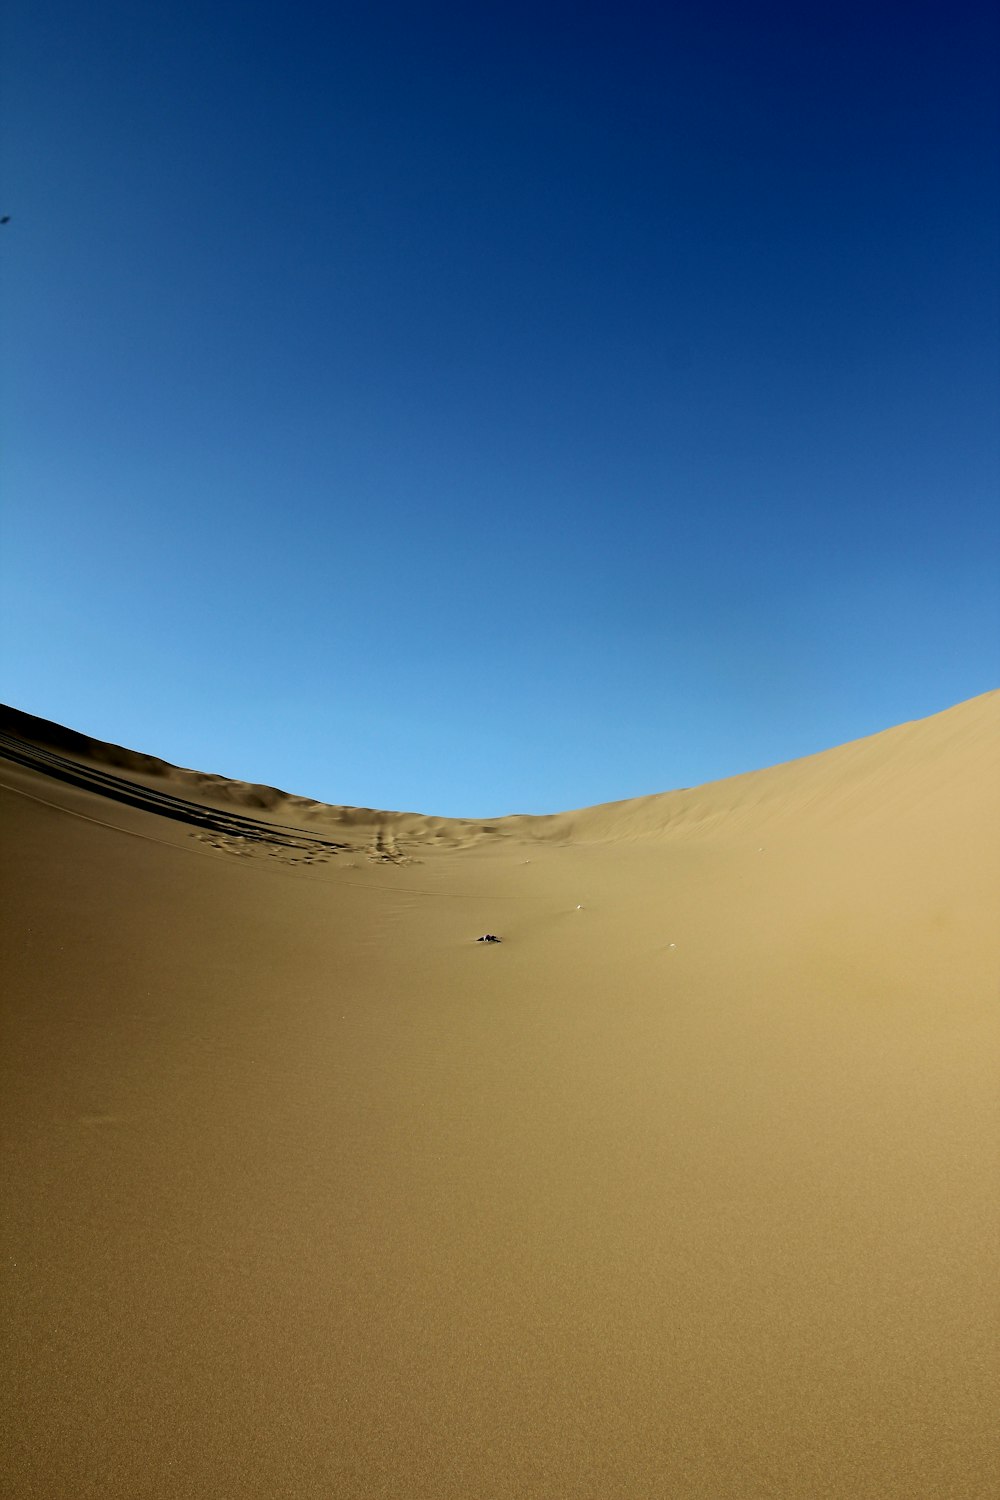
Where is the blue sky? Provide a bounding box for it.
[2,1,997,815]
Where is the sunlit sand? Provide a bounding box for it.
[2,693,997,1497]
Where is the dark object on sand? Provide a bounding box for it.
[476,934,502,943]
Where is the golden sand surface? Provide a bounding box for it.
[2,694,998,1498]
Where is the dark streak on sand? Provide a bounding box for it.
[0,731,349,857]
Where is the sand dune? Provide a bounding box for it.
[2,694,998,1498]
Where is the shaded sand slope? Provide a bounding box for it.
[1,693,998,1498]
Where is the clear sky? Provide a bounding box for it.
[2,1,997,816]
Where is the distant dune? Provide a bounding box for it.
[2,693,997,1498]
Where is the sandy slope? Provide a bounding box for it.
[1,694,998,1499]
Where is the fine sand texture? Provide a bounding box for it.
[2,694,998,1498]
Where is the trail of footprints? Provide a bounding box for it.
[367,828,408,864]
[0,726,416,871]
[193,825,414,867]
[191,830,337,866]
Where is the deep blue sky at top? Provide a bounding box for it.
[1,1,997,815]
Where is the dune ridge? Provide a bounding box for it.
[4,688,997,843]
[2,692,998,1498]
